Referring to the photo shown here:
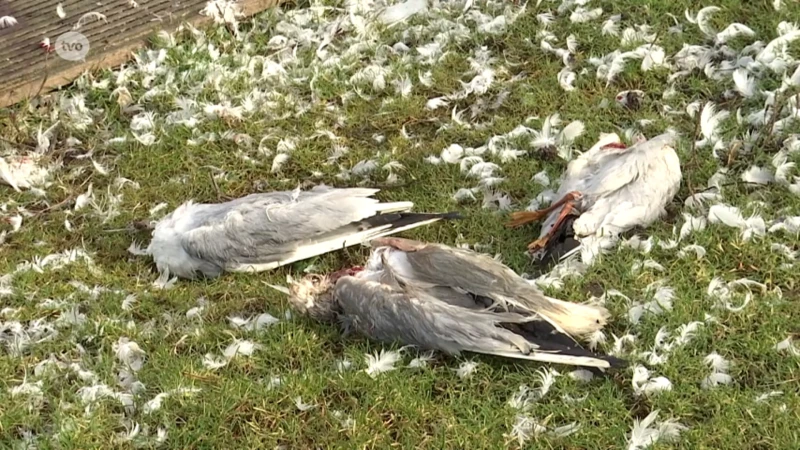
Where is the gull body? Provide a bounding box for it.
[281,237,625,369]
[509,132,682,262]
[146,186,459,279]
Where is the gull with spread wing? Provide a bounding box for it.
[274,237,625,369]
[144,185,460,279]
[507,131,682,263]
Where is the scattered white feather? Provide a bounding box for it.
[701,372,733,390]
[364,349,402,378]
[708,204,746,228]
[143,387,201,414]
[294,396,316,411]
[678,244,706,260]
[378,0,428,26]
[505,414,545,445]
[732,68,758,98]
[696,102,729,149]
[271,153,290,173]
[570,7,603,23]
[627,410,687,450]
[114,338,146,372]
[632,365,673,397]
[152,270,177,290]
[0,16,17,29]
[741,166,774,184]
[602,15,622,36]
[222,339,261,359]
[455,360,479,379]
[568,369,594,383]
[557,67,577,91]
[775,336,800,356]
[717,24,755,45]
[74,11,108,30]
[550,422,582,438]
[408,351,435,369]
[228,313,279,331]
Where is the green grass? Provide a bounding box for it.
[1,0,799,448]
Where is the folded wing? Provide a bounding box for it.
[370,237,610,339]
[334,276,624,369]
[181,187,441,273]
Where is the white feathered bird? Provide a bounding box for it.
[508,132,682,262]
[144,185,460,279]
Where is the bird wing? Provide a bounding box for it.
[334,276,620,368]
[536,133,624,235]
[370,237,610,339]
[181,187,414,270]
[581,132,678,199]
[557,132,624,196]
[572,133,682,237]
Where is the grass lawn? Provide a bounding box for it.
[1,0,799,448]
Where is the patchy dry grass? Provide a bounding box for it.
[1,0,799,448]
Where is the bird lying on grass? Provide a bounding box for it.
[144,185,460,279]
[507,131,682,264]
[273,237,625,369]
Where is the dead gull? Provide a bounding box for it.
[507,131,682,262]
[274,237,625,369]
[146,185,460,279]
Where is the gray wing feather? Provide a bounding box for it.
[377,241,612,339]
[384,243,563,315]
[333,277,534,355]
[181,188,391,264]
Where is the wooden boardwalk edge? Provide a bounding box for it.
[0,0,283,109]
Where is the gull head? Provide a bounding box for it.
[285,273,339,323]
[272,266,365,323]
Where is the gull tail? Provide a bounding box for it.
[471,348,625,369]
[534,297,611,339]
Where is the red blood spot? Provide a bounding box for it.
[601,142,628,151]
[330,266,364,282]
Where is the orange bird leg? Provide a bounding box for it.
[526,201,580,252]
[507,191,582,228]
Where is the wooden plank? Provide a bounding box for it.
[0,0,283,109]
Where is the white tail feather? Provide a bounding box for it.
[470,348,611,368]
[538,297,610,338]
[373,201,414,214]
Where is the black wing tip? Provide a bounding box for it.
[365,211,464,230]
[503,322,628,369]
[604,354,629,369]
[439,211,464,221]
[529,215,580,269]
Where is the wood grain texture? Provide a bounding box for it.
[0,0,283,108]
